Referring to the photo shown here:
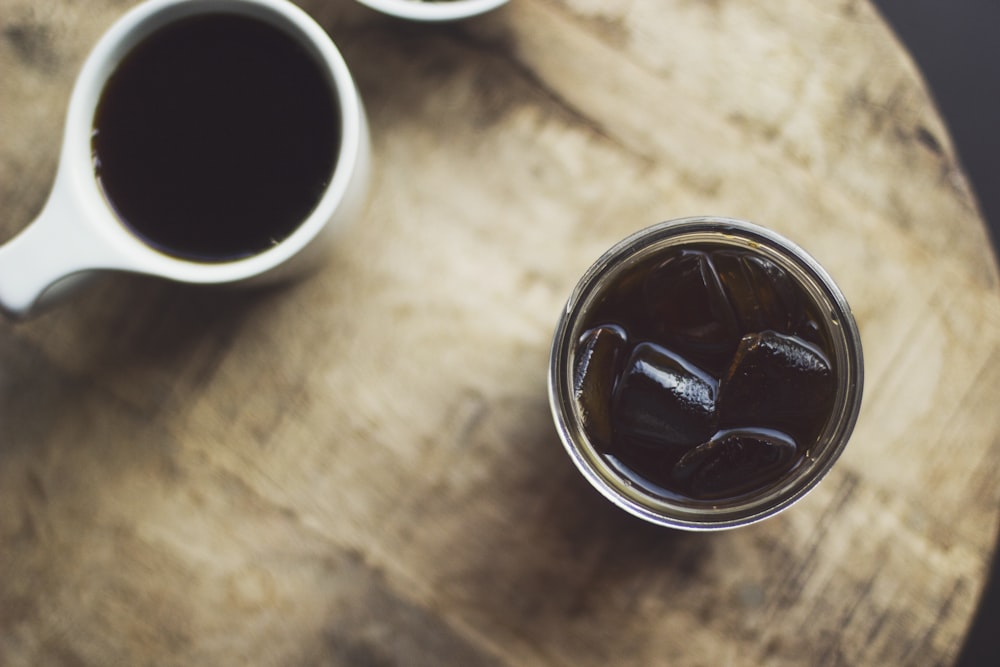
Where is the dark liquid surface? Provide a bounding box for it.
[92,13,340,262]
[573,243,837,503]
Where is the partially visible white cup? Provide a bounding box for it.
[0,0,370,320]
[355,0,510,22]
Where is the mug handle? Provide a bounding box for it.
[0,180,114,320]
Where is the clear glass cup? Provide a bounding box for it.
[548,216,864,530]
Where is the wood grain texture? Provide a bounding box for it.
[2,1,999,665]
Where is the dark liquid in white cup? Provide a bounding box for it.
[92,13,340,262]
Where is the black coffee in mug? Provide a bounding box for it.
[92,13,340,262]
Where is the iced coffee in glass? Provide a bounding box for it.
[548,217,863,530]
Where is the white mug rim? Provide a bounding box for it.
[62,0,364,284]
[353,0,509,22]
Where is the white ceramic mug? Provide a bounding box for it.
[354,0,509,22]
[0,0,370,319]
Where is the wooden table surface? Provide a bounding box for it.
[2,1,1000,665]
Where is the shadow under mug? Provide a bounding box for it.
[0,0,370,320]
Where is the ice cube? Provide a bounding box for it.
[717,330,836,442]
[711,251,783,333]
[745,253,804,332]
[671,427,799,499]
[642,249,740,374]
[573,325,628,449]
[611,341,719,451]
[746,255,831,348]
